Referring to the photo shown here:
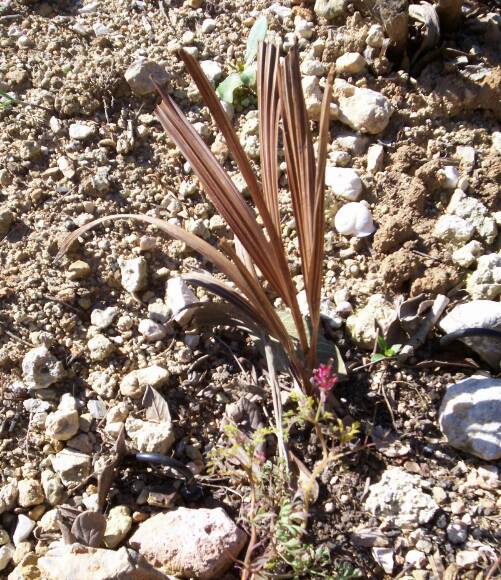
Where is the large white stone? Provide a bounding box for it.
[45,409,79,441]
[325,167,363,201]
[38,544,164,579]
[447,189,498,244]
[90,307,119,330]
[0,544,13,572]
[365,467,438,527]
[439,376,501,461]
[336,52,366,74]
[129,508,246,579]
[200,60,223,85]
[103,506,132,549]
[22,346,65,390]
[334,79,393,134]
[12,515,35,546]
[452,240,483,268]
[439,300,501,368]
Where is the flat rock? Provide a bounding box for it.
[129,508,246,579]
[439,300,501,368]
[439,376,501,461]
[51,449,92,487]
[38,544,164,580]
[365,467,438,528]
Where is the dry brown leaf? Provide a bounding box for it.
[142,385,171,423]
[71,511,106,548]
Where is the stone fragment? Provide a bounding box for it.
[372,547,394,574]
[334,79,393,134]
[12,516,35,546]
[17,480,44,508]
[200,60,223,85]
[346,294,395,349]
[87,334,114,362]
[365,467,438,527]
[336,52,366,74]
[438,165,460,189]
[69,123,96,141]
[301,59,326,77]
[119,257,147,293]
[433,214,474,245]
[301,75,323,119]
[90,307,118,330]
[201,18,216,34]
[138,319,167,342]
[38,544,164,579]
[466,254,501,300]
[125,417,174,454]
[447,189,498,244]
[452,240,483,268]
[22,346,65,390]
[103,506,132,549]
[0,544,13,572]
[120,366,170,399]
[325,167,362,201]
[45,409,79,441]
[67,260,91,280]
[439,376,501,461]
[57,156,75,180]
[0,208,13,236]
[129,508,246,579]
[456,549,479,567]
[367,144,384,173]
[314,0,346,20]
[125,59,168,96]
[0,482,18,514]
[439,300,501,368]
[447,521,468,544]
[165,277,197,327]
[88,371,117,399]
[41,470,65,506]
[366,24,385,47]
[295,18,314,39]
[51,449,92,487]
[334,202,376,237]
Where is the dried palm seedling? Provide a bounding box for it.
[57,43,341,411]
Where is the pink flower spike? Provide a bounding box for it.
[312,362,338,392]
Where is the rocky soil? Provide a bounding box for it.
[0,0,499,578]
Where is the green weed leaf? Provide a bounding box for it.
[370,353,386,363]
[241,63,257,87]
[245,16,267,66]
[216,72,243,104]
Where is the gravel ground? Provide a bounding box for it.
[0,0,499,578]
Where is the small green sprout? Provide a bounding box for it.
[216,15,267,104]
[370,336,402,363]
[0,89,17,111]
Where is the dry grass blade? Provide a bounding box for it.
[154,81,290,303]
[257,42,281,233]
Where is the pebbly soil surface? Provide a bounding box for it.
[0,0,500,578]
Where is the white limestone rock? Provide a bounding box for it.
[433,214,475,245]
[439,376,501,460]
[165,277,197,327]
[335,52,366,74]
[365,467,438,527]
[466,253,501,300]
[125,417,174,454]
[334,202,376,237]
[120,365,170,399]
[119,256,148,293]
[22,346,65,390]
[325,166,363,201]
[334,79,393,134]
[452,240,484,268]
[125,59,168,96]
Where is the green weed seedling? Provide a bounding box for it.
[370,336,402,363]
[216,15,267,104]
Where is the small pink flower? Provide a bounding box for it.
[312,362,338,392]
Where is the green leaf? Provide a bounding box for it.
[216,72,243,104]
[370,353,386,363]
[245,15,267,66]
[389,343,402,355]
[240,64,257,87]
[377,335,389,352]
